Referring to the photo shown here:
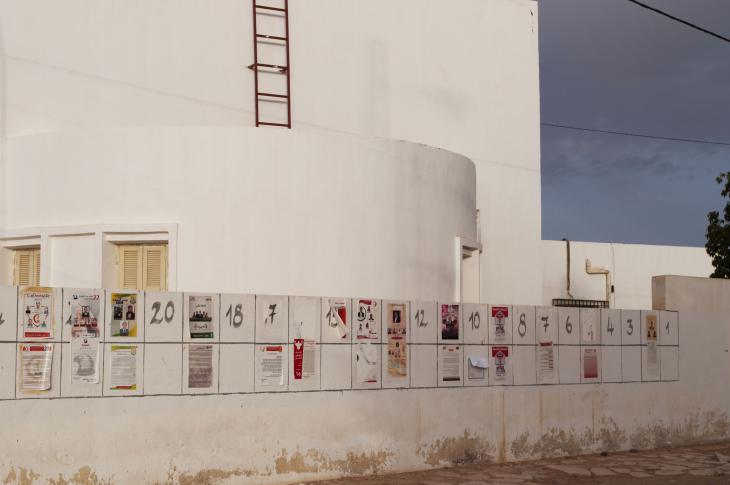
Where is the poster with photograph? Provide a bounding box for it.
[110,293,138,338]
[355,299,379,340]
[72,336,100,383]
[258,345,284,387]
[19,344,53,391]
[538,341,555,383]
[491,346,509,382]
[491,306,509,342]
[292,338,315,381]
[109,345,138,390]
[355,343,379,384]
[66,291,101,338]
[582,347,598,379]
[386,303,407,379]
[189,295,214,339]
[21,287,54,339]
[441,304,459,340]
[441,345,462,382]
[188,344,214,389]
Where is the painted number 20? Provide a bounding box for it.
[150,301,175,324]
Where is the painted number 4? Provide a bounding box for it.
[606,318,614,335]
[0,312,4,326]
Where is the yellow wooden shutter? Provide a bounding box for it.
[143,245,167,291]
[118,245,142,290]
[14,249,40,286]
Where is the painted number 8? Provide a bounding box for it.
[518,313,527,337]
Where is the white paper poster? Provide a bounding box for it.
[355,299,379,341]
[491,306,509,342]
[491,346,509,382]
[189,295,214,339]
[188,344,214,388]
[21,287,54,339]
[110,345,138,390]
[538,341,555,383]
[467,356,487,380]
[324,299,349,340]
[582,347,599,379]
[355,343,378,384]
[386,303,407,381]
[19,344,53,391]
[66,291,101,338]
[72,337,100,383]
[259,345,284,387]
[441,345,462,382]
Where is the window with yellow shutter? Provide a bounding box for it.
[117,244,167,290]
[13,248,41,286]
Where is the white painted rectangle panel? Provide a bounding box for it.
[512,305,536,345]
[463,344,488,387]
[601,346,622,383]
[289,296,320,343]
[600,309,621,346]
[219,343,254,393]
[0,287,18,341]
[219,294,255,343]
[463,303,488,344]
[558,307,579,345]
[320,297,351,344]
[320,344,351,390]
[410,345,437,388]
[146,291,183,342]
[144,343,182,395]
[558,345,580,384]
[512,344,537,386]
[409,301,437,344]
[255,295,288,343]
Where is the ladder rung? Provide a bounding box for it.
[258,92,288,99]
[248,63,288,73]
[255,4,286,12]
[256,34,288,41]
[258,121,290,127]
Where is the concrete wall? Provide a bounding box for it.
[0,288,727,484]
[3,128,476,301]
[0,0,543,305]
[542,240,712,309]
[653,275,730,313]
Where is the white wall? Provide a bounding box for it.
[4,127,476,300]
[0,301,726,484]
[542,240,713,309]
[0,0,542,304]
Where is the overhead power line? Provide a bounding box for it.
[626,0,730,44]
[541,122,730,147]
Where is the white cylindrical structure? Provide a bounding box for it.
[6,127,476,300]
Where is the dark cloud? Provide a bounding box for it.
[539,0,730,246]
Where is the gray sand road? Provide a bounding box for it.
[304,442,730,485]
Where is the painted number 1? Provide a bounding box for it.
[415,309,428,328]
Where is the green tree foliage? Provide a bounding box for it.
[706,172,730,278]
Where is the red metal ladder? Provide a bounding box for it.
[248,1,292,128]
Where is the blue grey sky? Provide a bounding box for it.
[540,0,730,247]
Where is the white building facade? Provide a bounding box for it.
[0,0,710,312]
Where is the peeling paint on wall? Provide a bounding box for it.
[629,410,730,450]
[416,430,495,466]
[274,448,393,476]
[2,467,39,485]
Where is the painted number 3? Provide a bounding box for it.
[150,301,175,324]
